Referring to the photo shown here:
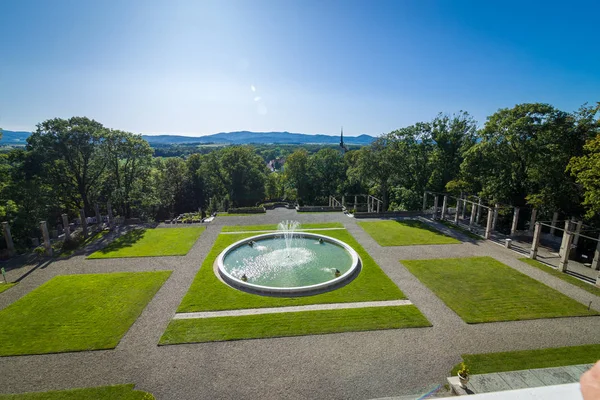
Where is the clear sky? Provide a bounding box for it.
[1,0,598,137]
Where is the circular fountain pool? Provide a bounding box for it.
[216,231,360,295]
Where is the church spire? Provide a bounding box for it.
[339,126,348,154]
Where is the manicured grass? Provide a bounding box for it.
[88,227,204,258]
[61,229,109,257]
[0,283,17,294]
[438,220,483,240]
[520,257,600,297]
[358,220,460,246]
[451,344,600,375]
[218,213,264,217]
[220,222,343,232]
[0,384,154,400]
[160,305,430,344]
[178,228,405,312]
[0,271,171,356]
[402,256,598,323]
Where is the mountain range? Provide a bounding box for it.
[0,130,376,146]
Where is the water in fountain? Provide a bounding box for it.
[277,220,300,253]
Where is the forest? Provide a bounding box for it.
[0,102,599,250]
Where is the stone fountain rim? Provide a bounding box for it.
[216,232,361,295]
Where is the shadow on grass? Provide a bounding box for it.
[93,228,147,255]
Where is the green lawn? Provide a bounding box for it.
[402,256,598,323]
[438,220,483,240]
[520,258,600,297]
[0,384,154,400]
[88,227,204,258]
[178,228,405,312]
[0,271,171,356]
[451,344,600,375]
[61,229,109,257]
[220,222,343,232]
[160,305,430,344]
[218,213,264,217]
[0,283,17,294]
[358,220,460,246]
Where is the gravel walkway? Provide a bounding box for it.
[0,209,599,400]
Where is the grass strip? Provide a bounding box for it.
[88,227,204,258]
[0,282,17,294]
[438,220,483,240]
[0,384,154,400]
[60,229,109,257]
[451,344,600,375]
[0,271,171,356]
[358,220,460,246]
[403,256,598,323]
[161,305,430,344]
[519,258,600,297]
[178,228,405,312]
[220,222,343,232]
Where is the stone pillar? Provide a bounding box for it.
[2,222,15,257]
[62,213,71,241]
[423,191,428,212]
[341,196,345,207]
[376,199,380,213]
[510,207,520,236]
[461,197,467,219]
[529,208,537,233]
[530,222,542,259]
[591,235,600,271]
[476,198,482,224]
[573,220,583,248]
[485,208,493,239]
[558,231,573,272]
[40,221,53,256]
[95,204,102,231]
[550,212,559,235]
[455,199,461,224]
[79,209,88,239]
[107,201,114,229]
[469,202,476,229]
[559,220,572,258]
[492,204,499,230]
[354,195,358,211]
[441,195,448,220]
[433,195,439,220]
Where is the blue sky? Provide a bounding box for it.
[1,0,598,137]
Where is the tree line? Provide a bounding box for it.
[0,101,599,249]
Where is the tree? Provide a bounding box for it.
[284,149,311,203]
[308,148,346,201]
[217,146,267,207]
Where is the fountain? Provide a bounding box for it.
[216,221,360,295]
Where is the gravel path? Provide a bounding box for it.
[0,209,599,400]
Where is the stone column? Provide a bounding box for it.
[485,208,493,239]
[377,199,380,213]
[530,222,542,260]
[510,207,520,236]
[40,221,52,256]
[461,197,467,219]
[341,196,345,207]
[476,198,482,224]
[559,220,572,258]
[469,202,476,229]
[107,201,114,229]
[62,213,71,241]
[454,199,461,224]
[354,196,358,211]
[529,208,537,233]
[573,220,583,247]
[2,222,15,257]
[550,212,559,235]
[492,204,499,231]
[558,230,573,272]
[79,209,88,239]
[433,195,439,220]
[591,234,600,271]
[441,195,448,220]
[94,204,102,231]
[422,191,428,212]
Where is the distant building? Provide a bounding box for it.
[340,127,349,154]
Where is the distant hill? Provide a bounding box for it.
[0,130,376,146]
[142,131,376,145]
[0,130,30,145]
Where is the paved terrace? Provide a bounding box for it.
[0,208,599,399]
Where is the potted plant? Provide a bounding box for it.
[457,362,470,388]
